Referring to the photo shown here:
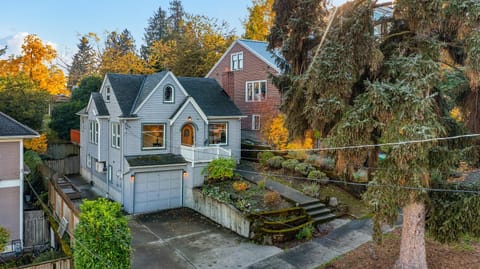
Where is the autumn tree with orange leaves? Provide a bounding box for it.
[0,34,67,95]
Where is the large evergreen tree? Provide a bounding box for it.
[67,36,97,89]
[269,0,480,268]
[168,0,185,36]
[100,29,151,75]
[141,6,168,60]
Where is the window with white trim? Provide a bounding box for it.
[231,52,243,71]
[89,121,98,144]
[208,123,228,145]
[87,154,92,168]
[252,115,261,130]
[164,85,174,103]
[245,80,267,102]
[106,87,111,102]
[142,124,166,149]
[112,122,120,148]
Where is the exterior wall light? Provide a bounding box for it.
[130,174,135,182]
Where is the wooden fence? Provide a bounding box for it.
[44,156,80,176]
[24,210,49,248]
[48,178,80,244]
[18,257,72,269]
[47,143,79,160]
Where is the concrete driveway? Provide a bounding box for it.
[130,208,282,269]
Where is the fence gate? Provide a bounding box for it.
[24,210,49,247]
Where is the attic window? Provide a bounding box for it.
[231,52,243,71]
[106,87,111,102]
[164,85,174,103]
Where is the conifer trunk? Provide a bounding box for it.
[395,201,427,269]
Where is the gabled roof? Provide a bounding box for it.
[206,39,282,77]
[131,71,168,114]
[91,92,109,116]
[126,153,187,168]
[0,112,39,138]
[177,77,242,117]
[106,73,146,116]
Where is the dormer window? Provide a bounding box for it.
[105,87,111,102]
[231,52,243,71]
[164,85,174,103]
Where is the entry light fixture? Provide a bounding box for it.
[130,174,135,182]
[187,116,192,121]
[182,170,188,177]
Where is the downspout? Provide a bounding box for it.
[19,139,24,247]
[121,119,126,206]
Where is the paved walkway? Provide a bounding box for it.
[236,163,318,205]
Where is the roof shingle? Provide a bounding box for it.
[0,112,39,138]
[91,92,109,116]
[107,73,146,116]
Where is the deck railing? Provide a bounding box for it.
[180,145,231,166]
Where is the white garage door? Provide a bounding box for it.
[134,170,182,214]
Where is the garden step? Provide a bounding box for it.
[312,213,337,224]
[302,203,327,212]
[299,200,324,207]
[307,207,332,218]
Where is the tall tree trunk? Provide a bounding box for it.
[395,201,427,269]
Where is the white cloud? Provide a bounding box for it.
[2,32,29,57]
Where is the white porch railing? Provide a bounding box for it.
[180,145,232,166]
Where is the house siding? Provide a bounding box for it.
[171,103,207,154]
[0,187,20,241]
[207,42,282,141]
[0,142,20,180]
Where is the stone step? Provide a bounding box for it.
[300,200,323,207]
[307,207,332,218]
[302,203,327,212]
[312,213,337,224]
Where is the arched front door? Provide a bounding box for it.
[181,124,194,146]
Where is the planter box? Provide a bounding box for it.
[191,189,251,238]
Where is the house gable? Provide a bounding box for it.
[133,72,189,115]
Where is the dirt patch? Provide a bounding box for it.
[321,229,480,269]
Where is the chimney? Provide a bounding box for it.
[221,69,235,99]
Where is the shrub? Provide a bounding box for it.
[352,169,368,182]
[0,226,9,251]
[286,150,307,161]
[308,170,327,181]
[281,159,299,171]
[305,155,319,166]
[202,185,232,203]
[258,152,275,166]
[319,156,335,170]
[232,181,248,192]
[202,157,236,181]
[235,199,251,212]
[302,183,320,197]
[257,179,267,190]
[295,163,314,176]
[264,191,282,208]
[267,156,284,168]
[74,198,131,269]
[296,224,314,240]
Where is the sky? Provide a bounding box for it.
[0,0,347,65]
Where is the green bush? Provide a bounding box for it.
[0,226,9,251]
[74,198,131,269]
[258,152,275,166]
[302,183,320,197]
[281,159,299,171]
[305,155,319,166]
[286,150,307,161]
[267,156,284,168]
[307,170,327,181]
[295,163,314,176]
[201,157,236,181]
[319,156,335,170]
[202,185,232,203]
[296,224,314,240]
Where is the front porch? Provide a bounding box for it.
[180,145,232,166]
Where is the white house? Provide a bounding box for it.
[77,71,244,214]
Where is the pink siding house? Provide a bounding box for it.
[0,112,39,251]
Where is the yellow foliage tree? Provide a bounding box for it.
[261,113,313,150]
[243,0,275,41]
[100,50,153,76]
[24,134,48,154]
[0,34,67,95]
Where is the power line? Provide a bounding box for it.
[237,133,480,152]
[234,169,480,195]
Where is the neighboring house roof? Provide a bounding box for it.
[106,73,146,116]
[177,77,243,117]
[0,112,39,138]
[206,39,282,77]
[125,154,187,167]
[91,92,109,116]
